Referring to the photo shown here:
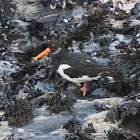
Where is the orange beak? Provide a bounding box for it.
[34,48,51,60]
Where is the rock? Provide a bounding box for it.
[4,100,34,127]
[106,100,140,124]
[1,0,140,139]
[134,3,140,11]
[63,119,82,133]
[45,92,73,114]
[40,0,49,7]
[0,61,19,75]
[105,127,140,140]
[131,7,139,15]
[72,6,84,23]
[84,123,96,134]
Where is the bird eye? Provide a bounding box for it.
[51,44,55,47]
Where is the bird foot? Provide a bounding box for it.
[80,82,87,96]
[80,87,86,96]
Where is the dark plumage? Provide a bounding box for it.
[60,52,108,78]
[35,40,111,96]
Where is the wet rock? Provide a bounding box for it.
[72,6,84,24]
[106,100,140,124]
[31,94,47,108]
[0,0,3,16]
[116,1,123,11]
[45,92,73,114]
[0,43,6,54]
[28,20,45,40]
[65,134,81,140]
[88,88,109,99]
[0,76,10,109]
[65,132,93,140]
[84,123,96,134]
[0,60,19,75]
[131,7,139,15]
[40,0,73,9]
[94,102,110,112]
[88,1,98,8]
[121,20,135,35]
[4,100,34,127]
[105,127,140,140]
[105,99,140,138]
[0,16,8,27]
[110,45,140,92]
[87,8,110,37]
[63,119,82,133]
[50,0,66,9]
[40,0,49,7]
[134,3,140,12]
[63,119,93,140]
[95,34,115,47]
[26,0,34,5]
[105,80,130,95]
[131,2,140,15]
[0,96,8,110]
[1,0,140,139]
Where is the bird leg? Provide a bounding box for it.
[80,82,87,96]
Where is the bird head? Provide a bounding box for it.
[34,41,62,60]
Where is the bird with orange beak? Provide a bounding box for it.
[34,40,110,96]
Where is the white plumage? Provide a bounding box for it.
[57,64,101,86]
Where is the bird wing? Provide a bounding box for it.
[62,53,108,78]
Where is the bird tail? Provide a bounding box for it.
[101,66,122,80]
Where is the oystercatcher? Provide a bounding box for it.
[34,41,110,96]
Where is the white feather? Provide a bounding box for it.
[73,75,101,82]
[86,60,91,62]
[57,64,101,86]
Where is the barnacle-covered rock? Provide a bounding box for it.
[63,119,82,133]
[84,123,96,134]
[106,100,140,124]
[131,3,140,15]
[105,80,130,95]
[106,100,140,139]
[4,100,34,127]
[45,92,73,114]
[64,119,95,140]
[105,127,140,140]
[40,0,73,9]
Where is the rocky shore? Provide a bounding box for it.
[0,0,140,139]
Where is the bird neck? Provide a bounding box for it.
[51,48,65,68]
